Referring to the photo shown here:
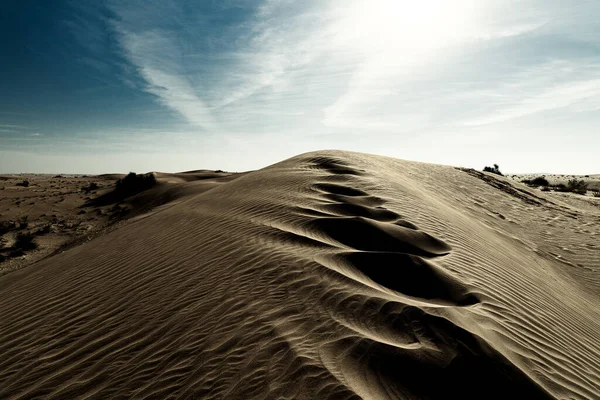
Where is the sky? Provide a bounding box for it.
[1,0,599,174]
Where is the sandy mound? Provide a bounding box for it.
[0,151,598,399]
[0,170,240,275]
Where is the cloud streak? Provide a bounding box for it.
[119,31,217,130]
[108,1,217,131]
[465,78,600,126]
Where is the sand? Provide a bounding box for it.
[0,170,238,275]
[0,150,598,399]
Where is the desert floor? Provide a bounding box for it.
[0,150,598,399]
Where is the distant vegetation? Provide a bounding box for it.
[522,176,549,187]
[83,172,158,209]
[15,180,29,187]
[115,173,157,199]
[82,182,99,193]
[0,221,16,235]
[565,179,588,195]
[0,217,39,263]
[14,232,36,251]
[1,217,28,235]
[18,216,28,229]
[483,164,503,176]
[521,176,590,196]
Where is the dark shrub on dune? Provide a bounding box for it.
[82,182,99,193]
[566,179,588,195]
[9,249,25,257]
[483,164,503,176]
[115,173,157,198]
[16,180,29,187]
[553,180,588,195]
[522,176,549,187]
[0,221,17,235]
[83,172,157,208]
[18,216,28,229]
[15,232,36,251]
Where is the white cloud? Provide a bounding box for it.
[321,0,549,130]
[463,61,600,126]
[0,124,27,133]
[474,22,546,41]
[109,6,217,131]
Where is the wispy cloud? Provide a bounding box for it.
[465,78,600,126]
[108,1,217,131]
[119,31,216,130]
[0,124,27,129]
[0,125,30,136]
[322,0,549,130]
[460,59,600,126]
[107,0,333,132]
[207,1,330,110]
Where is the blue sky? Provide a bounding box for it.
[1,0,599,173]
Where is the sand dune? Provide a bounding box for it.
[0,150,599,399]
[0,170,240,275]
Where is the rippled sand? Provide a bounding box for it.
[1,151,598,399]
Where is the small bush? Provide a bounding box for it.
[115,172,157,199]
[566,179,588,195]
[9,249,25,258]
[14,232,36,251]
[483,164,503,176]
[82,182,99,193]
[18,216,28,229]
[16,180,29,187]
[532,177,549,187]
[0,221,17,235]
[592,189,600,198]
[522,176,549,187]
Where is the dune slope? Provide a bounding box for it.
[0,151,598,399]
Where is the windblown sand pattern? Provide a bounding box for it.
[0,151,598,399]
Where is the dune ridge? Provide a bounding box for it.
[0,150,598,399]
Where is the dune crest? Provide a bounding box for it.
[0,151,598,399]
